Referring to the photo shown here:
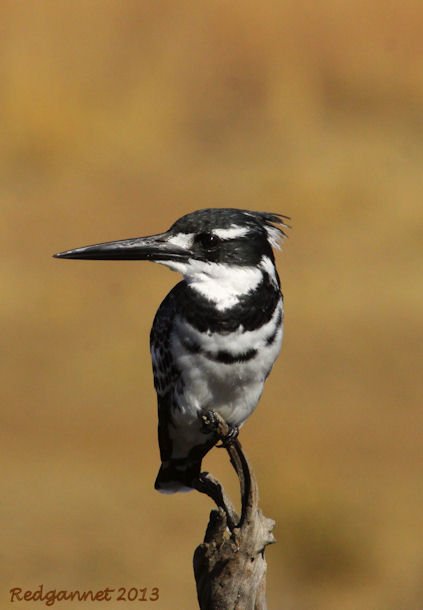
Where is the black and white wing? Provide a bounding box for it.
[149,284,181,464]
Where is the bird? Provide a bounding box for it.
[54,208,289,493]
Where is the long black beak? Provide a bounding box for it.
[53,232,191,262]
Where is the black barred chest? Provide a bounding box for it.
[167,301,283,422]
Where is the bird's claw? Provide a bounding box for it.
[200,410,239,447]
[200,410,220,434]
[216,425,239,448]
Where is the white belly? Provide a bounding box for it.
[170,303,283,428]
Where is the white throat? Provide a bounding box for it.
[160,258,263,311]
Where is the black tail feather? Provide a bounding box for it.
[154,459,202,494]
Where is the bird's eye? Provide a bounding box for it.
[195,232,220,250]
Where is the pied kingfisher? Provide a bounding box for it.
[55,208,289,493]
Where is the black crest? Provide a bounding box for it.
[170,208,289,239]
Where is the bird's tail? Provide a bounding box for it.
[154,459,202,494]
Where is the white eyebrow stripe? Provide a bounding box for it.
[167,233,195,249]
[213,226,250,239]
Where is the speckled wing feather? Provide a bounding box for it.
[150,283,189,467]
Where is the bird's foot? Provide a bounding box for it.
[200,410,239,447]
[216,424,239,448]
[200,410,220,435]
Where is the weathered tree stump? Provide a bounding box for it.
[193,413,276,610]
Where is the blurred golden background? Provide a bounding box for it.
[1,2,422,609]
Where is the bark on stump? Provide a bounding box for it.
[193,413,276,610]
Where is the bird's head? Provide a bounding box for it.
[54,208,289,308]
[54,208,289,272]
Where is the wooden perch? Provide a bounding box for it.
[193,412,276,610]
